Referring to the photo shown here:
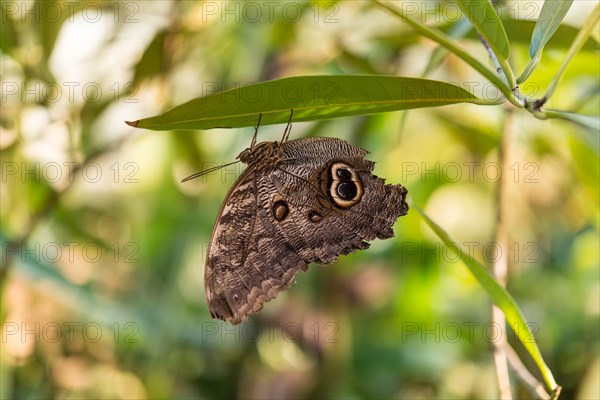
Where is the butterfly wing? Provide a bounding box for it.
[204,169,307,324]
[205,137,408,325]
[265,137,409,264]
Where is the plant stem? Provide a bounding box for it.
[477,33,520,105]
[504,344,552,399]
[492,108,513,400]
[497,53,517,92]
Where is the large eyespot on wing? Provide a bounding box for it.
[204,170,307,325]
[264,144,408,265]
[327,162,365,209]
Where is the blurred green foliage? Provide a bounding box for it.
[1,1,598,399]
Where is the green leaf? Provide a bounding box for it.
[460,19,598,51]
[456,0,510,60]
[544,109,600,131]
[542,109,600,153]
[134,30,167,82]
[530,0,575,59]
[544,4,600,101]
[414,206,559,395]
[378,18,598,52]
[517,0,574,83]
[126,75,497,131]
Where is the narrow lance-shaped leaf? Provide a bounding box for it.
[125,75,499,131]
[456,0,516,89]
[414,206,560,395]
[459,18,598,51]
[517,0,574,84]
[542,109,600,154]
[530,0,575,59]
[544,4,600,101]
[456,0,510,60]
[543,109,600,132]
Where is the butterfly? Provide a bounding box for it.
[184,112,408,324]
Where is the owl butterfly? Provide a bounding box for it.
[184,112,408,324]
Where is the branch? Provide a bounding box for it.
[492,108,514,399]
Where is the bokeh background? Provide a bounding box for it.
[1,1,598,399]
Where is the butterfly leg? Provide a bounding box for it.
[251,113,262,149]
[281,109,294,143]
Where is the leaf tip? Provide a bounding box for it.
[125,120,139,127]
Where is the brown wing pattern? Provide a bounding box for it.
[204,137,408,324]
[267,138,408,264]
[204,169,307,324]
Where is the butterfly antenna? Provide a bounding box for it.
[251,114,262,149]
[281,109,294,143]
[181,160,241,182]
